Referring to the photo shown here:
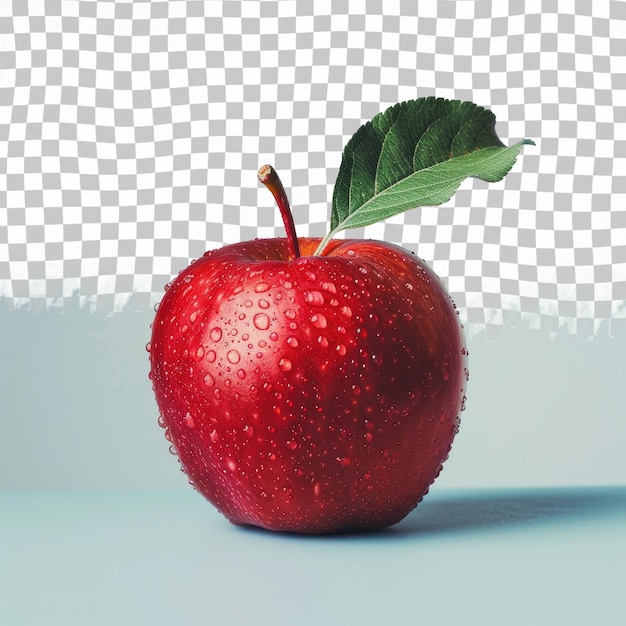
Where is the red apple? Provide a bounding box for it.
[149,167,467,534]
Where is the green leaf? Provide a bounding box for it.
[317,97,534,254]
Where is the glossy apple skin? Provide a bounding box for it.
[149,237,467,534]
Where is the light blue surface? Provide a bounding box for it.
[2,487,625,625]
[2,308,625,624]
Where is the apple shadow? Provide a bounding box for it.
[238,486,626,541]
[384,486,626,539]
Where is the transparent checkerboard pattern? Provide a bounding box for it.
[1,1,625,337]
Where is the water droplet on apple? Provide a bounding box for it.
[206,350,216,363]
[310,313,327,329]
[287,336,299,348]
[227,349,241,364]
[245,299,253,308]
[335,456,351,467]
[189,311,198,323]
[270,332,278,341]
[279,357,292,372]
[258,298,270,309]
[352,384,361,395]
[203,373,215,387]
[253,313,270,330]
[157,414,166,428]
[322,281,337,294]
[283,280,293,289]
[336,343,347,356]
[210,327,222,342]
[237,369,246,379]
[285,309,296,319]
[169,444,176,455]
[255,282,270,293]
[243,424,254,438]
[210,429,219,443]
[224,378,232,388]
[341,305,352,318]
[184,412,195,428]
[145,342,151,353]
[196,346,205,359]
[286,439,298,450]
[181,324,189,334]
[460,396,467,411]
[317,335,329,347]
[305,290,325,306]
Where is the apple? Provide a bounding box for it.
[149,166,467,534]
[149,99,531,533]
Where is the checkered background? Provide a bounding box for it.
[1,0,625,337]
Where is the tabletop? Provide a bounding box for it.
[2,486,625,626]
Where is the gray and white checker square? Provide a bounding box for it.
[0,0,625,337]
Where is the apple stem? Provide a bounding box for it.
[258,165,301,259]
